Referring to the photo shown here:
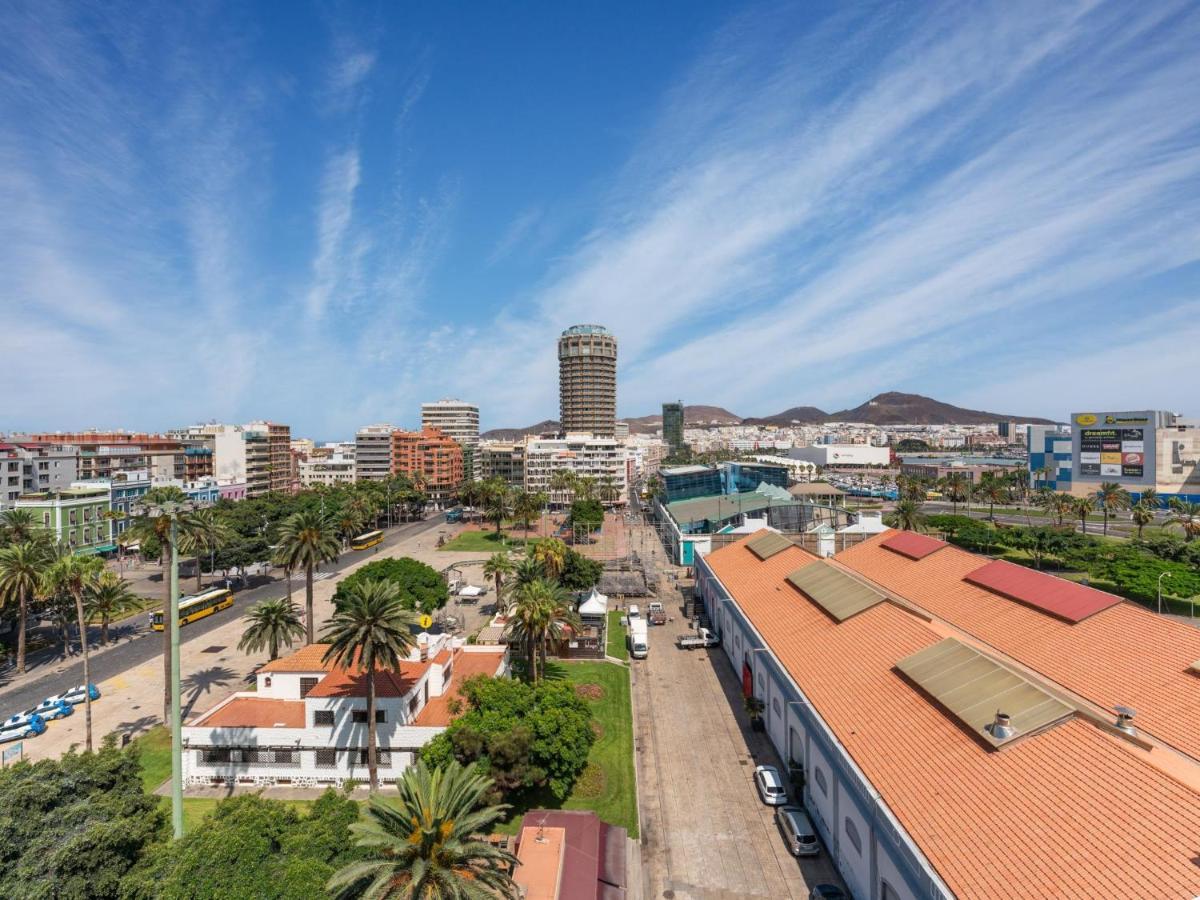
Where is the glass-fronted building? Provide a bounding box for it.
[1026,425,1073,492]
[721,462,789,494]
[661,465,722,503]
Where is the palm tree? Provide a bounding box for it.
[596,475,619,505]
[1095,482,1131,537]
[504,580,544,682]
[1,508,38,544]
[275,510,341,644]
[574,475,597,503]
[1073,495,1096,535]
[483,482,512,536]
[941,473,969,515]
[327,760,518,899]
[179,508,234,592]
[892,499,926,532]
[320,579,417,791]
[238,598,306,661]
[532,537,567,581]
[977,474,1009,521]
[505,577,580,682]
[85,571,139,646]
[0,541,50,672]
[482,552,514,603]
[125,485,189,725]
[335,501,368,549]
[42,553,103,751]
[511,490,545,545]
[512,556,543,588]
[1166,500,1200,542]
[1131,501,1156,541]
[1138,488,1160,510]
[549,469,577,510]
[1047,492,1075,526]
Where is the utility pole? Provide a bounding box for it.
[169,515,183,840]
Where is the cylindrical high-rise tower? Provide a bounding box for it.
[558,324,617,436]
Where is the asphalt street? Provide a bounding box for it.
[0,514,447,717]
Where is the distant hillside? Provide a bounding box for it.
[826,392,1055,425]
[621,405,742,427]
[741,406,829,426]
[480,419,560,441]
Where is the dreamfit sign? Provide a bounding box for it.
[1070,410,1168,486]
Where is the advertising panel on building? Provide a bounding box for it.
[1070,411,1160,485]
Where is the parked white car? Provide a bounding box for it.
[0,714,46,742]
[47,683,101,706]
[754,765,789,806]
[26,698,73,722]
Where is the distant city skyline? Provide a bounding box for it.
[2,1,1198,436]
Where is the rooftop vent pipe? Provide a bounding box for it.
[1114,705,1137,735]
[988,711,1015,740]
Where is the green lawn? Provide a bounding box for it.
[494,660,638,838]
[438,530,520,552]
[128,725,172,792]
[606,609,628,661]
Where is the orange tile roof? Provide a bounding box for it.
[414,649,507,727]
[837,532,1200,759]
[703,534,1200,899]
[259,643,334,672]
[513,825,566,900]
[195,697,306,728]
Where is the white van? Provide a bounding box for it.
[775,805,820,856]
[628,618,649,659]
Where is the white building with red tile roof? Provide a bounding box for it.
[695,529,1200,899]
[182,633,506,788]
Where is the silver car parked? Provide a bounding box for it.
[754,764,788,806]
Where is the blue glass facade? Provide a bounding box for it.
[1027,425,1073,491]
[721,462,789,494]
[661,466,722,503]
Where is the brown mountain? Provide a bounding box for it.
[741,406,829,426]
[479,419,561,441]
[621,405,742,427]
[826,392,1055,425]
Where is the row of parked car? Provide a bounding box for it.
[753,764,846,900]
[0,683,101,744]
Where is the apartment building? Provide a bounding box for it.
[242,421,292,495]
[391,428,463,505]
[420,399,479,479]
[0,443,78,509]
[182,635,506,787]
[22,431,185,482]
[16,486,113,555]
[171,424,248,484]
[558,324,618,437]
[298,456,356,488]
[477,441,526,490]
[524,434,627,507]
[354,425,396,482]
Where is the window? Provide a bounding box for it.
[299,677,319,698]
[844,817,862,855]
[358,749,391,766]
[43,511,50,526]
[409,695,420,718]
[352,709,386,723]
[881,880,901,900]
[814,766,828,796]
[69,510,77,526]
[772,698,782,717]
[315,749,337,768]
[313,710,335,726]
[202,748,231,763]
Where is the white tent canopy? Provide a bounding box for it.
[578,586,609,617]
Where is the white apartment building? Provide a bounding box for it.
[183,634,507,788]
[298,455,356,488]
[524,434,628,507]
[172,424,249,483]
[354,424,395,482]
[789,444,891,467]
[623,437,669,478]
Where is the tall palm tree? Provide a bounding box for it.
[596,475,619,505]
[941,473,969,515]
[1095,482,1131,537]
[238,597,306,661]
[483,483,512,536]
[505,577,580,682]
[532,537,567,581]
[125,485,189,725]
[977,474,1009,521]
[1131,501,1156,541]
[892,499,926,533]
[328,760,518,899]
[1,508,38,544]
[1047,492,1075,526]
[532,578,580,674]
[275,510,341,644]
[179,508,234,592]
[549,469,577,510]
[1166,499,1200,542]
[504,580,544,682]
[335,502,368,549]
[85,571,139,646]
[0,541,50,672]
[511,490,545,545]
[1138,488,1160,510]
[320,580,417,791]
[1073,495,1096,535]
[482,552,514,603]
[574,475,597,503]
[42,553,103,751]
[512,556,543,589]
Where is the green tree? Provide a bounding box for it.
[512,556,544,589]
[504,577,580,682]
[1131,500,1156,541]
[977,473,1009,521]
[1073,495,1096,535]
[569,498,605,535]
[321,580,418,791]
[482,552,514,603]
[1000,525,1068,570]
[891,499,926,532]
[0,738,164,899]
[560,547,603,591]
[482,480,513,536]
[1166,499,1200,542]
[0,508,38,545]
[0,540,50,673]
[511,490,546,545]
[1095,482,1132,537]
[239,598,306,661]
[334,557,448,614]
[940,473,969,515]
[86,571,140,646]
[275,510,341,644]
[328,760,518,900]
[532,537,567,581]
[1046,492,1075,526]
[179,507,235,592]
[41,553,104,751]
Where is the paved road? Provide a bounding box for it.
[0,515,446,716]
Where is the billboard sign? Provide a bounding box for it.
[1071,411,1159,485]
[1,743,22,766]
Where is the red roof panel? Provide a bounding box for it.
[963,559,1122,623]
[881,531,946,560]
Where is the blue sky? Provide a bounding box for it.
[2,0,1198,439]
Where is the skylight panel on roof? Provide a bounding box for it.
[786,561,883,622]
[746,531,793,560]
[896,638,1074,749]
[881,531,946,560]
[963,560,1122,623]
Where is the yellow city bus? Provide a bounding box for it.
[151,587,235,631]
[351,529,384,551]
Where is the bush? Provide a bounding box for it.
[334,556,448,613]
[569,499,604,534]
[560,548,603,591]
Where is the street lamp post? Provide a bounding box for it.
[1158,571,1172,615]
